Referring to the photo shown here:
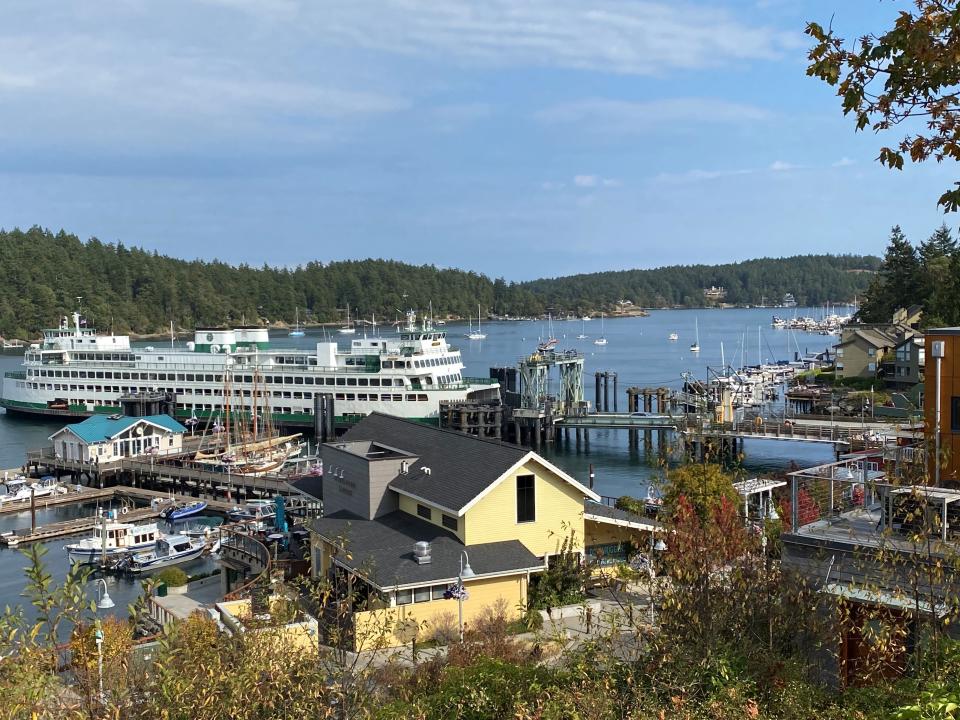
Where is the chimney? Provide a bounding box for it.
[413,541,432,565]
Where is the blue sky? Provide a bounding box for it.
[0,0,951,279]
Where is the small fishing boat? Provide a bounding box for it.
[65,518,161,563]
[668,332,679,341]
[288,307,305,337]
[123,534,206,573]
[162,500,208,521]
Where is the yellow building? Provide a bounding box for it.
[309,413,650,649]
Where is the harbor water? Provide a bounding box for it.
[0,307,840,615]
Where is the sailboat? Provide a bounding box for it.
[194,371,303,476]
[690,318,700,353]
[577,317,588,340]
[593,313,608,345]
[338,304,356,334]
[288,307,305,337]
[466,304,486,340]
[538,313,558,351]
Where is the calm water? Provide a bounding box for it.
[0,307,842,615]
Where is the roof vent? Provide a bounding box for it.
[413,541,432,564]
[422,466,431,476]
[400,460,409,474]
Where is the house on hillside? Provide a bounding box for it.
[308,413,655,649]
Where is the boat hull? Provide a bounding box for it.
[126,545,205,572]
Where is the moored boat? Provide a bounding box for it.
[65,518,161,563]
[161,500,208,521]
[122,534,206,573]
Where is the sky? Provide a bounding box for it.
[0,0,953,280]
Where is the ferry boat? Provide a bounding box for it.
[1,309,500,428]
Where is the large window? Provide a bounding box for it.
[952,397,960,433]
[517,475,535,523]
[417,503,432,520]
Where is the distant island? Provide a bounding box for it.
[0,226,879,340]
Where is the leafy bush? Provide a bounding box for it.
[154,567,188,587]
[527,534,588,610]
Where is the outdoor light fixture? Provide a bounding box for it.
[96,578,114,610]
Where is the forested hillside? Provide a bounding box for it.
[857,224,960,327]
[0,226,879,338]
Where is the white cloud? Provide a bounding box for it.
[574,175,599,188]
[769,160,798,172]
[536,97,770,133]
[653,167,754,184]
[431,102,493,132]
[292,0,795,76]
[832,157,855,167]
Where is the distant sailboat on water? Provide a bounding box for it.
[466,304,486,340]
[594,313,608,346]
[339,304,356,334]
[288,307,305,337]
[577,317,588,340]
[690,318,700,353]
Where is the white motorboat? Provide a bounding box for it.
[668,332,679,341]
[65,518,161,563]
[122,534,206,573]
[0,477,33,504]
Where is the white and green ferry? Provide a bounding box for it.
[1,311,499,428]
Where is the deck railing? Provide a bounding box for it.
[221,527,273,601]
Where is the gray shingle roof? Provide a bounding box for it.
[340,413,529,512]
[583,500,663,530]
[310,510,543,588]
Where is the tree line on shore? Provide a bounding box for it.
[857,224,960,327]
[0,226,879,339]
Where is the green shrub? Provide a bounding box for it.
[155,567,188,587]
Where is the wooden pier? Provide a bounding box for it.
[0,486,115,516]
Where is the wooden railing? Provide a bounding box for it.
[221,527,272,601]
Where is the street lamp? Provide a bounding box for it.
[458,550,474,642]
[647,536,666,625]
[95,579,113,706]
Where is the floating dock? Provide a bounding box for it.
[0,486,114,516]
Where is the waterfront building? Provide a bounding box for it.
[924,327,960,485]
[781,458,960,687]
[834,325,913,381]
[308,413,648,649]
[48,414,186,462]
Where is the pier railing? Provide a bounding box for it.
[221,527,273,601]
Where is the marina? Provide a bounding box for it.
[0,307,850,617]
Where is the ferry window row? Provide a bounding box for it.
[410,355,460,369]
[29,369,408,388]
[333,393,428,402]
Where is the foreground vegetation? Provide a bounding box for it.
[0,226,878,339]
[3,462,960,720]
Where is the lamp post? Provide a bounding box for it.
[647,535,666,626]
[95,579,114,706]
[458,550,475,642]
